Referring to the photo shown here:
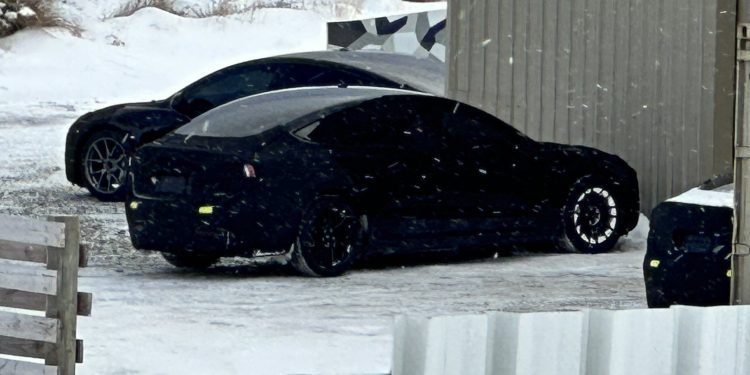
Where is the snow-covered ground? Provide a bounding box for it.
[0,1,651,374]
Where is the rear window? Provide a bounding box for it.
[174,87,381,138]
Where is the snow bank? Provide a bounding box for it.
[0,0,445,123]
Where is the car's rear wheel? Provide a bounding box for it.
[81,130,129,201]
[559,175,625,253]
[161,252,219,269]
[291,198,364,277]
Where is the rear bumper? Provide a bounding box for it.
[126,195,300,257]
[643,202,732,307]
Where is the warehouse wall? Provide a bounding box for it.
[447,0,737,210]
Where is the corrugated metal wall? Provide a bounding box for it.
[392,306,750,375]
[447,0,737,210]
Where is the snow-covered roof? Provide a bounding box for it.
[666,184,734,208]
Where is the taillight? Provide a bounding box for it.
[243,164,257,178]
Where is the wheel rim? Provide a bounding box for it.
[84,137,127,194]
[572,187,618,245]
[309,207,358,271]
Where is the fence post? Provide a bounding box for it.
[46,216,80,375]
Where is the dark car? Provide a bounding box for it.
[643,178,734,307]
[125,86,640,277]
[65,50,445,201]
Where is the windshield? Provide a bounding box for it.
[174,87,389,138]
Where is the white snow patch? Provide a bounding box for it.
[667,184,734,208]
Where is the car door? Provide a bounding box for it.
[304,96,449,246]
[438,102,544,235]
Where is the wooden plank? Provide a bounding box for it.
[496,0,514,122]
[525,0,544,140]
[0,358,56,375]
[554,0,572,144]
[0,288,46,311]
[0,216,64,248]
[0,240,47,264]
[0,336,55,360]
[47,216,79,373]
[0,311,58,343]
[600,0,616,152]
[77,292,92,317]
[0,289,89,316]
[539,0,558,143]
[75,340,83,364]
[511,0,529,131]
[568,0,586,144]
[467,0,486,105]
[581,0,601,148]
[611,0,631,157]
[483,0,500,115]
[78,244,89,268]
[0,263,56,295]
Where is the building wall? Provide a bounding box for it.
[447,0,737,210]
[327,10,448,62]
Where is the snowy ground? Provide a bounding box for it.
[0,1,651,374]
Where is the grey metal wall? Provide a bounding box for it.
[447,0,737,210]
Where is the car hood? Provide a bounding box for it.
[76,100,170,124]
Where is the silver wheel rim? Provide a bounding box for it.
[84,137,127,194]
[572,187,618,245]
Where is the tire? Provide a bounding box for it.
[80,130,129,201]
[291,198,364,277]
[161,252,219,269]
[559,175,627,254]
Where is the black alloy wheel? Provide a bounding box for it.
[292,198,363,277]
[82,130,129,201]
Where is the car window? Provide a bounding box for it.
[442,103,528,147]
[175,87,379,138]
[277,62,401,88]
[181,65,276,107]
[302,96,439,149]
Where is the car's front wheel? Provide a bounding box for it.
[161,252,219,269]
[291,198,364,277]
[560,175,626,253]
[81,130,129,201]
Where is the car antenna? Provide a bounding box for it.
[338,82,349,88]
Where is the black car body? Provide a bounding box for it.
[644,182,733,307]
[126,86,640,276]
[65,50,445,200]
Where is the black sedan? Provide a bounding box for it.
[643,178,733,307]
[65,50,445,201]
[125,86,640,276]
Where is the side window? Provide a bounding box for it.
[279,63,400,89]
[301,97,443,151]
[443,103,524,148]
[305,104,402,148]
[177,65,276,117]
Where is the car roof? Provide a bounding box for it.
[267,50,446,96]
[175,86,433,138]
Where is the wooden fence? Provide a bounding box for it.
[0,215,91,375]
